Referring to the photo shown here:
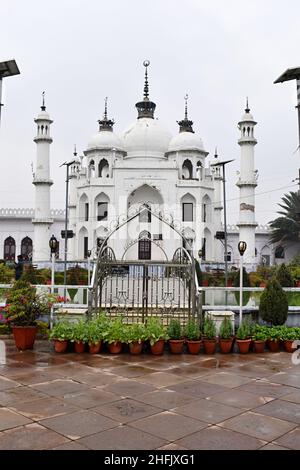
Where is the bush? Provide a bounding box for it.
[259,279,288,326]
[203,315,216,339]
[145,317,168,346]
[0,263,14,283]
[49,321,73,341]
[124,323,147,344]
[236,322,251,340]
[219,317,233,339]
[184,319,201,340]
[167,319,182,340]
[276,264,292,287]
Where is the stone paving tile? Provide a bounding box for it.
[219,411,297,441]
[10,397,79,421]
[0,408,32,431]
[62,388,120,409]
[0,364,34,378]
[135,372,187,388]
[169,365,214,379]
[175,426,266,450]
[104,365,157,378]
[268,373,300,389]
[228,365,279,379]
[66,372,119,388]
[77,425,167,450]
[168,379,228,398]
[51,441,89,450]
[11,370,66,385]
[135,389,196,410]
[254,399,300,425]
[207,389,274,410]
[281,389,300,404]
[260,443,289,450]
[0,386,47,406]
[158,443,189,450]
[104,379,157,397]
[0,423,69,450]
[129,411,208,441]
[40,410,119,439]
[236,380,295,398]
[173,398,243,424]
[199,372,253,388]
[93,398,161,424]
[0,376,20,391]
[31,379,89,397]
[274,428,300,450]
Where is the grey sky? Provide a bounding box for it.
[1,0,300,225]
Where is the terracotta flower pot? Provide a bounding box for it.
[12,326,37,351]
[53,339,68,353]
[108,341,122,354]
[268,340,280,352]
[203,338,216,355]
[150,339,165,355]
[129,341,143,355]
[284,340,297,353]
[169,339,185,354]
[202,280,209,287]
[74,341,85,353]
[219,338,234,354]
[187,340,202,355]
[236,339,251,354]
[253,340,266,353]
[89,342,102,354]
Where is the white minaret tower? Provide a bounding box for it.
[211,148,224,262]
[236,99,258,268]
[68,146,80,260]
[32,93,53,262]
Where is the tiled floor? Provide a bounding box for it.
[0,339,299,450]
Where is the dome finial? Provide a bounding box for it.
[214,146,218,158]
[73,144,77,157]
[245,97,250,113]
[98,96,114,131]
[143,60,150,100]
[177,94,194,133]
[41,91,46,111]
[135,60,156,119]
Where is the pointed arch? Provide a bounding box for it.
[98,158,109,178]
[182,159,193,179]
[138,231,151,260]
[79,193,89,221]
[79,226,89,259]
[203,228,212,261]
[88,159,95,178]
[202,194,212,223]
[21,237,33,261]
[95,192,110,221]
[181,193,196,222]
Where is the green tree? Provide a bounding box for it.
[269,191,300,244]
[276,263,292,287]
[259,278,288,326]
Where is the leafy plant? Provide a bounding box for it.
[259,279,288,325]
[184,319,201,341]
[49,321,72,341]
[236,322,251,340]
[276,263,293,287]
[253,324,269,341]
[145,317,168,346]
[203,315,216,340]
[124,323,147,344]
[279,326,299,342]
[103,317,126,344]
[267,326,282,342]
[70,319,88,343]
[219,317,233,339]
[4,280,55,326]
[167,319,183,340]
[86,320,103,345]
[0,263,14,283]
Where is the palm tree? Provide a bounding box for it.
[269,191,300,244]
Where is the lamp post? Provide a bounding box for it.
[0,60,20,128]
[238,240,247,325]
[49,234,58,328]
[210,159,234,304]
[87,249,92,285]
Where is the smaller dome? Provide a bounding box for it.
[240,111,255,122]
[36,110,52,121]
[87,130,124,151]
[168,131,205,153]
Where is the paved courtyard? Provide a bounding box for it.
[0,339,299,450]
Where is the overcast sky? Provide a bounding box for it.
[1,0,300,225]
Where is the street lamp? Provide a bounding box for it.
[238,240,247,325]
[210,159,234,303]
[0,59,20,127]
[49,234,58,328]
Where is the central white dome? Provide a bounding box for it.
[87,130,124,151]
[168,131,205,153]
[123,118,172,158]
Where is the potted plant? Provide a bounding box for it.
[267,326,281,352]
[125,322,147,355]
[49,320,72,353]
[184,319,201,354]
[280,326,299,353]
[103,317,125,354]
[145,317,168,355]
[70,319,88,353]
[252,325,268,353]
[86,320,102,354]
[203,315,217,354]
[4,280,54,350]
[236,322,251,354]
[167,319,184,354]
[219,317,234,354]
[259,279,288,326]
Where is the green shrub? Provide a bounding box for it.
[70,319,88,343]
[145,317,168,346]
[49,321,73,341]
[253,324,269,341]
[0,263,14,283]
[219,317,233,339]
[279,325,299,341]
[167,319,182,340]
[259,279,288,326]
[124,323,147,344]
[276,264,293,287]
[203,315,216,340]
[103,317,126,344]
[236,322,251,340]
[184,319,201,340]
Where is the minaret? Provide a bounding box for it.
[212,148,223,262]
[32,92,53,262]
[237,99,258,267]
[68,145,80,260]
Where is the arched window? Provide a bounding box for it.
[4,236,16,261]
[275,246,285,259]
[138,231,151,260]
[181,193,195,222]
[95,192,109,221]
[89,160,95,178]
[182,159,193,179]
[202,194,212,223]
[21,237,33,261]
[98,159,109,178]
